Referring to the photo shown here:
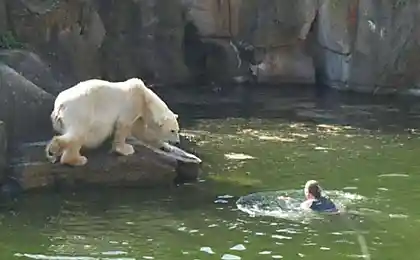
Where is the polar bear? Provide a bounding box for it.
[45,77,180,166]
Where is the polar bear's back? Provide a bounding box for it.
[53,79,137,148]
[56,79,129,107]
[142,84,172,118]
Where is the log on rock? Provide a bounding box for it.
[8,139,200,191]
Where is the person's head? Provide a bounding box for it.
[304,180,322,199]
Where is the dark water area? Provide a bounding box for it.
[2,85,420,259]
[157,84,420,133]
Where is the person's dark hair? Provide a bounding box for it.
[308,185,321,199]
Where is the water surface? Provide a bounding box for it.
[3,88,420,260]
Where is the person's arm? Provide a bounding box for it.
[300,200,313,211]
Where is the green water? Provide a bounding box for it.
[3,91,420,259]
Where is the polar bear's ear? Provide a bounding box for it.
[174,114,178,119]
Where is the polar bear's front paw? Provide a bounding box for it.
[61,155,88,166]
[114,143,135,156]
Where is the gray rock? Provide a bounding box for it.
[7,0,105,82]
[200,38,247,82]
[55,5,106,80]
[182,0,235,37]
[314,0,420,93]
[251,45,315,84]
[184,0,318,85]
[99,0,190,84]
[0,49,65,95]
[236,0,317,47]
[9,137,201,191]
[0,63,55,144]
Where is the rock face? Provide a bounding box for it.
[2,0,419,93]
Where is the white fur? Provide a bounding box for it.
[45,78,180,166]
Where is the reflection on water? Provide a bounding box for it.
[4,88,420,259]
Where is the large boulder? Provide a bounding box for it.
[0,49,68,95]
[8,137,201,191]
[0,62,55,144]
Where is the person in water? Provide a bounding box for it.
[300,180,338,213]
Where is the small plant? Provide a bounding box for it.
[0,31,24,49]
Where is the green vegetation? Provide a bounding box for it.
[0,31,24,49]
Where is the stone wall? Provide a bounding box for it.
[313,0,420,94]
[2,0,420,94]
[1,0,420,145]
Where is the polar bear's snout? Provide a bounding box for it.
[167,129,181,145]
[160,128,180,145]
[156,113,181,145]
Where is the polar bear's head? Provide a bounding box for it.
[155,112,180,145]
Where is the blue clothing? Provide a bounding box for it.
[309,196,338,213]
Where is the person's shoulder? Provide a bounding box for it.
[323,196,335,204]
[321,196,338,210]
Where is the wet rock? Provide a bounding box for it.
[0,63,55,144]
[175,161,201,184]
[174,136,203,184]
[8,137,201,191]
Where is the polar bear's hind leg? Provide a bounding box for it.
[46,133,88,166]
[45,136,63,163]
